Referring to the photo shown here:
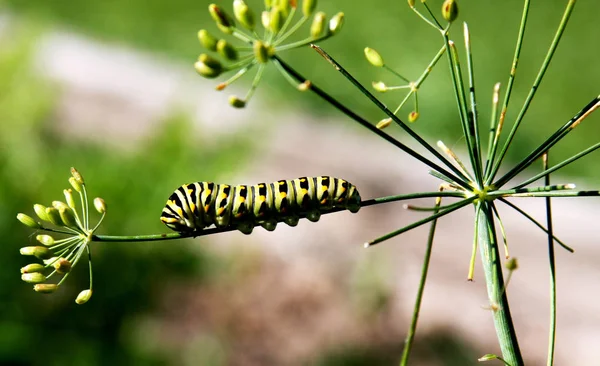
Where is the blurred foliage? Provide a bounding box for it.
[4,0,600,182]
[0,26,253,365]
[1,0,599,364]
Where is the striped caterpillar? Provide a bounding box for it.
[160,176,361,235]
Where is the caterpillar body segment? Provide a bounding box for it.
[160,176,361,235]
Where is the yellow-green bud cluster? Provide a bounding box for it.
[195,0,342,107]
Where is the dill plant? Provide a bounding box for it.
[16,0,600,364]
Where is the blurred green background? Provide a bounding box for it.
[1,0,598,365]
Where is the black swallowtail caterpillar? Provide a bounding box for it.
[160,176,361,235]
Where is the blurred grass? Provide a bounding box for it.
[4,0,600,182]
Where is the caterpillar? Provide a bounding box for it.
[160,176,361,235]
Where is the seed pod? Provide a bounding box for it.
[233,0,255,30]
[198,29,218,51]
[45,207,64,226]
[372,81,387,92]
[216,39,238,61]
[364,47,384,67]
[21,272,47,284]
[310,11,326,38]
[302,0,316,17]
[34,284,58,294]
[36,234,55,246]
[209,4,234,32]
[34,204,50,222]
[328,12,344,34]
[194,54,223,79]
[94,197,106,214]
[21,263,45,274]
[17,213,41,229]
[253,40,270,63]
[442,0,458,23]
[376,118,392,130]
[229,96,246,108]
[408,111,420,123]
[54,258,72,274]
[64,189,76,209]
[75,289,93,305]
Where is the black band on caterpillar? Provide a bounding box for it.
[160,176,361,235]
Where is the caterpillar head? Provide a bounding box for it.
[160,192,195,233]
[346,185,361,213]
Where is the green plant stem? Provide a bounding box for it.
[484,0,530,180]
[306,46,473,189]
[515,141,600,189]
[87,191,468,243]
[478,203,523,365]
[544,154,557,366]
[493,96,600,188]
[273,54,471,190]
[399,195,441,365]
[486,0,576,185]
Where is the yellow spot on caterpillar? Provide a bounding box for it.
[238,197,246,203]
[321,198,327,205]
[280,192,287,199]
[321,185,328,191]
[301,189,308,195]
[220,192,228,200]
[279,181,286,185]
[161,217,177,223]
[204,204,210,212]
[205,189,212,195]
[175,207,183,216]
[217,207,225,216]
[259,195,266,202]
[186,187,193,195]
[189,202,196,212]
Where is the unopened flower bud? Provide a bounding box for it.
[442,0,458,23]
[21,272,47,284]
[59,207,78,228]
[36,234,55,246]
[209,4,234,33]
[216,39,238,60]
[233,0,255,30]
[310,11,326,38]
[54,258,72,274]
[198,29,218,51]
[21,263,45,274]
[261,10,271,29]
[407,0,415,7]
[302,0,316,17]
[372,81,388,92]
[75,289,93,304]
[376,118,392,130]
[52,200,69,211]
[45,207,64,226]
[64,188,76,209]
[195,54,223,79]
[328,12,344,34]
[70,167,84,185]
[34,204,50,222]
[94,197,106,214]
[17,213,41,229]
[20,246,53,259]
[478,354,499,362]
[253,40,270,63]
[229,96,247,108]
[505,257,519,271]
[408,111,419,123]
[297,80,311,91]
[364,47,384,67]
[34,284,58,294]
[269,6,284,33]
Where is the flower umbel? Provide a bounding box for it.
[196,0,344,107]
[17,168,104,304]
